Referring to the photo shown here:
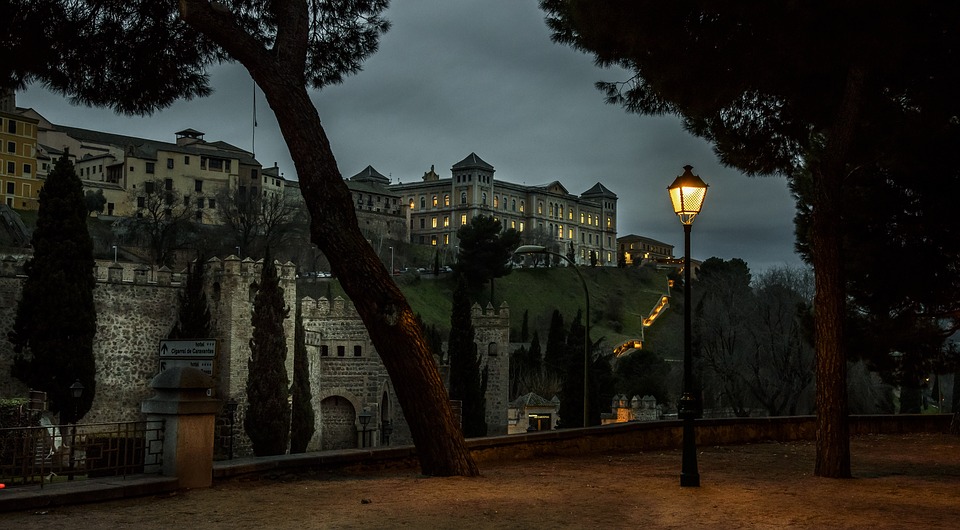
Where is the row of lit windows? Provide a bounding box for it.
[0,159,32,176]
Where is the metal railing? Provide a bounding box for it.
[0,420,164,488]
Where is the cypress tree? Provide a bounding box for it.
[289,303,315,454]
[9,153,97,423]
[169,259,212,339]
[244,251,291,456]
[543,309,567,377]
[448,276,487,438]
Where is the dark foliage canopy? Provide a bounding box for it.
[9,154,97,422]
[2,0,389,115]
[244,252,291,456]
[455,214,521,298]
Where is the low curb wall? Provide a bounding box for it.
[213,414,952,478]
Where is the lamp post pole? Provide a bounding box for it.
[389,246,394,276]
[514,245,590,427]
[667,165,708,488]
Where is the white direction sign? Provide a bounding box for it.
[158,358,214,376]
[158,339,217,359]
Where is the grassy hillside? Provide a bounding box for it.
[301,265,681,359]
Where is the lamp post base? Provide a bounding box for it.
[680,417,700,487]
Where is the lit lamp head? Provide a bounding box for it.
[667,165,709,225]
[514,244,547,255]
[70,379,84,400]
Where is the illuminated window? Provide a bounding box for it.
[568,228,573,239]
[461,214,467,225]
[511,220,516,229]
[519,221,524,232]
[520,201,525,213]
[559,205,564,218]
[537,201,543,214]
[409,198,415,209]
[558,224,563,239]
[580,212,585,224]
[444,194,450,206]
[568,209,573,220]
[443,215,450,227]
[444,234,450,245]
[607,216,612,228]
[432,217,438,228]
[494,195,499,208]
[432,195,438,207]
[431,235,437,246]
[595,215,599,225]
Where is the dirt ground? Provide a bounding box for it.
[2,432,959,529]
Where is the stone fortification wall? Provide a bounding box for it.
[0,257,181,423]
[0,255,297,438]
[301,295,408,450]
[471,302,511,436]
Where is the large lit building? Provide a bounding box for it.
[389,152,619,265]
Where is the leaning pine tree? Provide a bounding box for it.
[448,276,488,438]
[244,251,291,456]
[9,152,97,423]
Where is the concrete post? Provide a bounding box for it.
[141,367,221,489]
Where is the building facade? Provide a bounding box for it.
[388,153,619,265]
[617,234,675,265]
[0,91,40,210]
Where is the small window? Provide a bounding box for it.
[431,235,437,246]
[444,194,450,206]
[145,162,155,174]
[197,197,204,209]
[7,119,16,134]
[431,217,437,228]
[22,163,31,175]
[420,196,426,208]
[165,178,173,191]
[167,158,174,169]
[208,198,216,209]
[461,214,467,225]
[6,182,15,194]
[460,192,466,204]
[184,156,190,165]
[195,179,203,192]
[420,218,425,229]
[145,181,155,194]
[354,345,362,357]
[432,195,438,207]
[337,345,345,357]
[321,345,329,357]
[7,161,14,174]
[6,141,14,153]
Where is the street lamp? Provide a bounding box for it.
[389,246,394,276]
[514,244,590,428]
[68,379,84,481]
[667,164,708,488]
[358,409,372,448]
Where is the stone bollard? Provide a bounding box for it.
[141,367,221,489]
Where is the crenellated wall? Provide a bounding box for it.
[1,254,508,456]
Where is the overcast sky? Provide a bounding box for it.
[19,0,803,273]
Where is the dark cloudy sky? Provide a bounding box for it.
[19,0,803,273]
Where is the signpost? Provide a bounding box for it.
[158,339,217,376]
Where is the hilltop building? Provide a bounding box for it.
[372,153,619,265]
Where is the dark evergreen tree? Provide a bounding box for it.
[289,303,315,454]
[558,310,587,427]
[447,276,487,438]
[509,331,543,399]
[169,259,213,339]
[244,251,291,456]
[520,310,529,343]
[9,153,97,423]
[455,214,521,302]
[543,309,567,377]
[614,349,673,405]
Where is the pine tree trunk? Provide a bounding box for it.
[811,66,865,479]
[257,75,478,476]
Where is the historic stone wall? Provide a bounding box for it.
[1,254,506,457]
[472,302,511,436]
